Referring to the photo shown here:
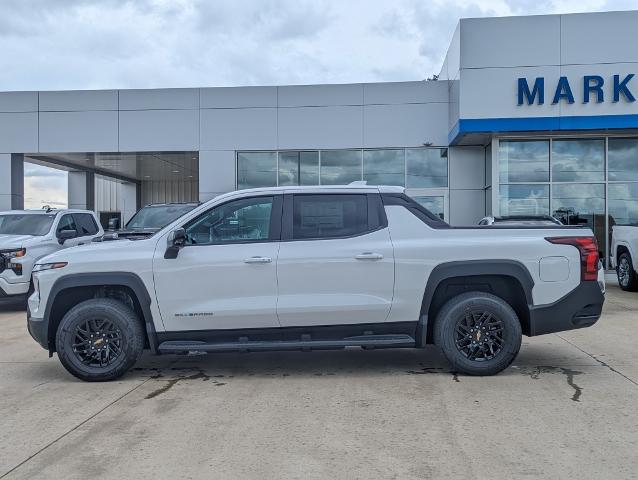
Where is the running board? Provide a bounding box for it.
[158,334,416,353]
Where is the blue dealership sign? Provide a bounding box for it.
[518,75,636,105]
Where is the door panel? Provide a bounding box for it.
[154,241,280,331]
[277,193,394,327]
[153,195,282,331]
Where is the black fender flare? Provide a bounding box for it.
[416,260,535,346]
[44,272,159,354]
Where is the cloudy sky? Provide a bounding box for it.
[4,0,635,208]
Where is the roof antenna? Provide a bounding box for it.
[42,205,54,213]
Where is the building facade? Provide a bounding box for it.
[0,10,636,267]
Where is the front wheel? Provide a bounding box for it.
[434,291,522,376]
[55,298,145,381]
[617,252,638,291]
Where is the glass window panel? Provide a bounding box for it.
[499,140,549,183]
[299,151,320,185]
[74,214,99,236]
[320,150,362,185]
[278,152,297,186]
[278,151,319,186]
[551,139,604,182]
[292,194,368,239]
[406,148,448,188]
[363,149,405,186]
[609,183,638,226]
[552,183,606,261]
[185,197,273,245]
[499,184,549,216]
[608,138,638,181]
[237,152,277,189]
[412,196,445,220]
[57,214,77,235]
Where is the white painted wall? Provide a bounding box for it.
[448,146,486,225]
[0,154,14,211]
[68,171,89,210]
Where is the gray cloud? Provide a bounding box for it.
[0,0,622,91]
[4,0,627,205]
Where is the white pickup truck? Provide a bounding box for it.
[610,225,638,290]
[0,209,103,299]
[27,186,605,381]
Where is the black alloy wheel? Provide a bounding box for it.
[454,310,504,362]
[72,318,123,368]
[434,291,522,376]
[56,298,145,381]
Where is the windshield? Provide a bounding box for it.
[126,204,197,230]
[0,214,56,236]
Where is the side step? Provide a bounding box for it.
[158,334,416,354]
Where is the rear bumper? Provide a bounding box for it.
[27,306,49,350]
[529,281,605,336]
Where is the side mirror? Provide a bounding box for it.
[58,229,77,244]
[164,228,186,259]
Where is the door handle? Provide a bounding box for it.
[355,252,384,260]
[244,256,272,264]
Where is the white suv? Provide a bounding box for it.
[0,209,103,298]
[27,186,604,381]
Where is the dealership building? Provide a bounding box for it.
[0,9,637,266]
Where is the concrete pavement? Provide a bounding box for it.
[1,285,637,479]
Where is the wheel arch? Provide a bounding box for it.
[45,272,158,355]
[616,242,633,265]
[417,260,534,346]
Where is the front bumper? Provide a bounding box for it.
[529,281,605,336]
[27,306,49,350]
[0,277,30,296]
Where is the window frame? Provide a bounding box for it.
[281,193,388,242]
[180,194,283,247]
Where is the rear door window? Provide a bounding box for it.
[292,194,368,240]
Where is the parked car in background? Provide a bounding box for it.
[102,202,199,240]
[610,224,638,291]
[478,215,563,226]
[0,208,102,298]
[27,185,605,382]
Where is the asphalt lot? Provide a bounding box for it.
[1,283,637,480]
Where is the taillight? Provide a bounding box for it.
[546,236,599,281]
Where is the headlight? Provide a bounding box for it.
[2,248,26,259]
[32,262,68,273]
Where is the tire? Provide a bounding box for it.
[434,291,522,376]
[55,298,145,382]
[617,252,638,292]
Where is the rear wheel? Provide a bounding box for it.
[617,252,638,291]
[55,298,145,382]
[434,291,522,376]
